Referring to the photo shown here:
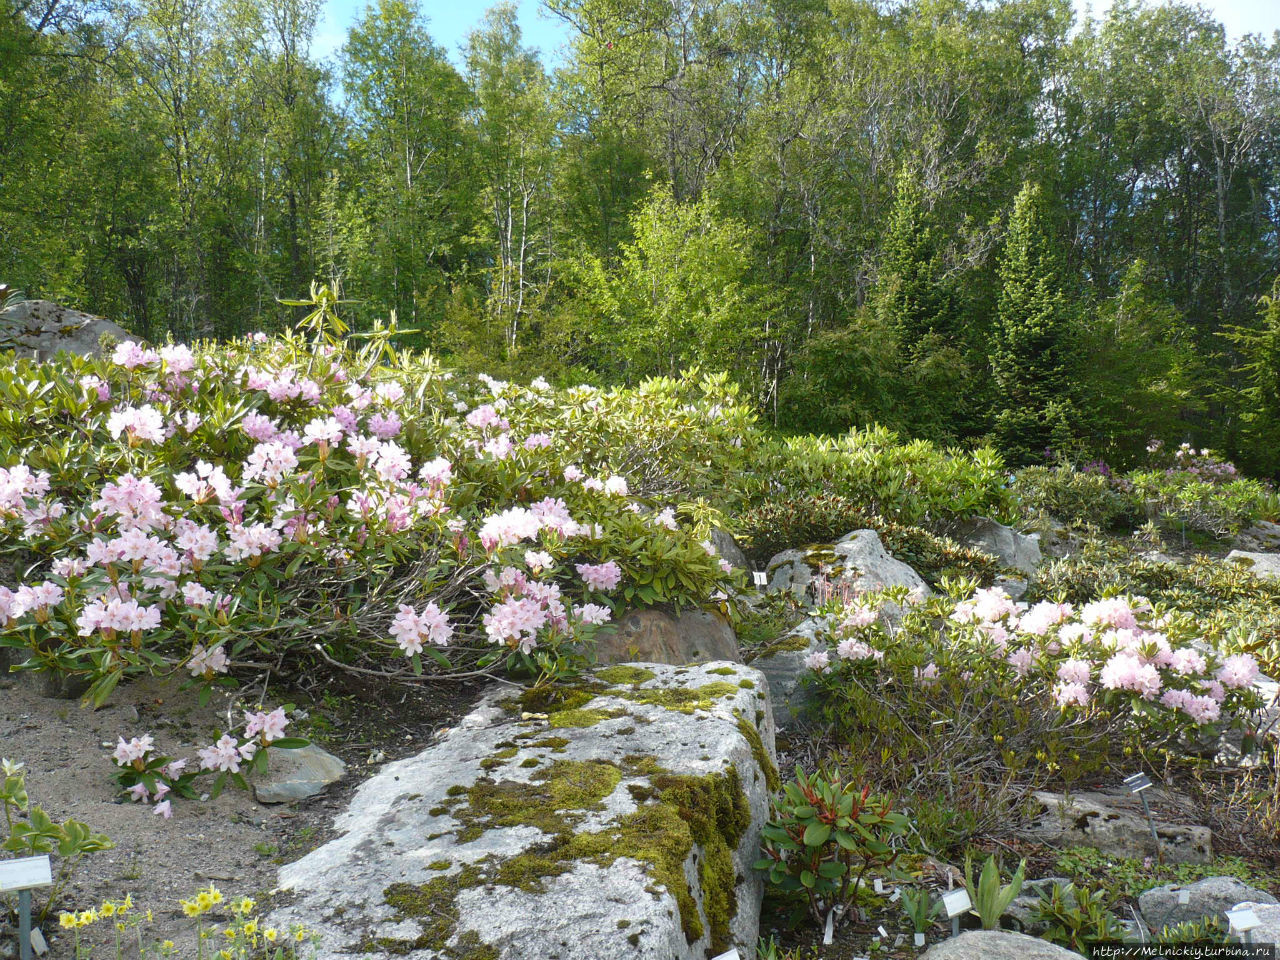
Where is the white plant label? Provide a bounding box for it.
[941,888,972,918]
[915,932,927,947]
[711,950,741,960]
[1226,907,1261,934]
[874,878,885,893]
[1177,889,1191,905]
[752,571,768,588]
[0,855,52,893]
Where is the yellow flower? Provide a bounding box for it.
[121,894,134,913]
[243,919,258,935]
[162,941,175,952]
[76,909,98,927]
[195,891,214,912]
[146,909,153,922]
[100,900,117,917]
[224,927,236,938]
[116,921,126,933]
[295,928,307,942]
[209,886,224,905]
[181,900,201,918]
[264,928,278,943]
[220,951,232,960]
[233,896,255,915]
[59,913,76,929]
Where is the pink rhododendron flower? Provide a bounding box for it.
[127,783,149,802]
[80,375,110,402]
[466,404,501,429]
[478,507,542,550]
[303,416,345,446]
[112,341,159,369]
[1006,648,1034,676]
[243,441,299,486]
[563,465,584,482]
[113,735,155,766]
[244,707,289,742]
[390,602,453,655]
[483,596,548,652]
[836,638,876,661]
[1168,648,1207,676]
[1056,659,1092,684]
[1053,681,1090,707]
[1217,653,1260,689]
[574,602,611,625]
[153,800,172,819]
[198,734,243,773]
[803,650,831,673]
[576,561,622,592]
[106,405,166,444]
[368,411,402,438]
[1018,601,1073,635]
[1100,652,1162,699]
[240,413,279,442]
[1080,598,1138,630]
[188,644,229,677]
[914,663,940,685]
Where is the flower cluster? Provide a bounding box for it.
[805,584,1265,746]
[0,335,735,700]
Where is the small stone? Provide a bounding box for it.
[254,744,346,804]
[1138,877,1277,931]
[29,927,47,956]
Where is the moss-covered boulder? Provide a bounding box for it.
[269,662,777,960]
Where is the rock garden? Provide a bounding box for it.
[1,315,1279,959]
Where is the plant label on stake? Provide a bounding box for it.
[1226,907,1261,944]
[1123,772,1163,864]
[753,570,768,589]
[0,855,53,960]
[941,888,971,938]
[710,950,741,960]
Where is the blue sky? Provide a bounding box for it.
[313,0,1280,68]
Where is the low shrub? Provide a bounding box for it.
[798,582,1266,848]
[1013,463,1139,531]
[1029,538,1280,673]
[1129,469,1276,538]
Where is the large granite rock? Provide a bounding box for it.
[268,662,778,960]
[1225,550,1280,580]
[1027,790,1212,865]
[950,517,1042,576]
[255,743,346,804]
[1138,877,1277,930]
[0,299,136,359]
[920,930,1085,959]
[592,606,740,665]
[765,529,930,601]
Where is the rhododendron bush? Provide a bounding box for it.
[802,580,1265,787]
[0,333,741,704]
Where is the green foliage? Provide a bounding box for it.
[963,853,1026,930]
[754,765,910,928]
[1128,470,1275,538]
[1153,915,1230,945]
[1053,846,1273,902]
[900,886,942,934]
[1013,463,1139,531]
[1030,882,1123,956]
[989,183,1086,465]
[745,428,1014,528]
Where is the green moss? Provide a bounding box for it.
[706,667,737,676]
[519,757,540,768]
[738,678,755,689]
[596,665,657,685]
[513,683,605,716]
[479,746,519,771]
[428,860,453,871]
[531,737,570,749]
[381,865,498,958]
[616,919,631,929]
[751,632,811,660]
[736,716,780,793]
[548,706,626,728]
[451,760,623,842]
[618,681,738,714]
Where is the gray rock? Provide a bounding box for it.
[268,662,777,960]
[765,530,930,603]
[1229,902,1280,944]
[710,529,749,572]
[950,517,1042,576]
[254,743,346,804]
[1225,550,1280,580]
[749,618,824,732]
[592,606,740,666]
[1234,521,1280,553]
[1138,877,1277,931]
[0,299,137,360]
[993,575,1028,602]
[1027,790,1212,865]
[919,930,1085,959]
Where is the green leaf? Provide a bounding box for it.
[802,821,832,848]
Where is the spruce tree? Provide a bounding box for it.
[989,183,1083,464]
